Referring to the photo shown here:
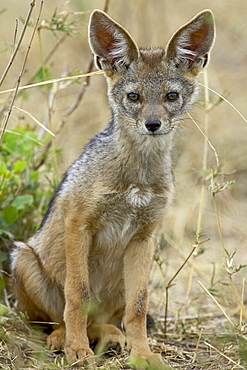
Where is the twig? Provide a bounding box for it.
[192,328,203,363]
[162,233,210,282]
[164,246,197,335]
[33,61,96,171]
[187,112,219,168]
[192,71,217,254]
[204,341,246,369]
[13,106,55,137]
[240,278,245,330]
[0,0,36,87]
[4,129,44,146]
[56,58,95,133]
[0,1,44,143]
[202,70,210,170]
[198,280,235,328]
[0,71,103,96]
[228,273,247,322]
[34,0,111,170]
[198,82,247,125]
[103,0,111,12]
[0,33,69,123]
[53,0,111,135]
[13,18,18,47]
[212,192,226,264]
[163,239,209,335]
[27,33,69,85]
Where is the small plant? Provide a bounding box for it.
[0,127,59,256]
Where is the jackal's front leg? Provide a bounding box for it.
[63,216,94,364]
[124,234,166,369]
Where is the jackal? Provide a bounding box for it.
[11,8,215,368]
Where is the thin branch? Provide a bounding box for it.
[164,245,197,335]
[187,112,219,168]
[33,59,96,171]
[0,1,44,143]
[204,341,246,369]
[163,238,209,335]
[34,0,111,170]
[13,106,55,137]
[0,71,103,96]
[198,280,235,328]
[57,59,95,129]
[27,33,69,85]
[103,0,111,12]
[0,0,36,87]
[13,18,18,47]
[4,129,44,146]
[240,278,245,329]
[198,82,247,125]
[194,71,210,244]
[192,328,203,363]
[54,0,111,134]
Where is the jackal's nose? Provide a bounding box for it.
[145,120,161,133]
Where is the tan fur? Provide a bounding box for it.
[11,9,215,368]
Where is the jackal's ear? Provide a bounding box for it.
[166,10,215,75]
[89,10,140,73]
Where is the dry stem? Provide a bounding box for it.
[198,82,247,125]
[0,1,44,143]
[164,238,209,335]
[0,0,36,87]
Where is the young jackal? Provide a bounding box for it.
[11,9,215,368]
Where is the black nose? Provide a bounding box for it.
[145,120,161,133]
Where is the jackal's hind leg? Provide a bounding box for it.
[11,242,65,323]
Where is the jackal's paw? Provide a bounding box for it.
[129,352,170,370]
[95,329,125,355]
[65,343,95,366]
[47,327,66,351]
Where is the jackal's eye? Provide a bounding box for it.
[127,92,140,102]
[166,92,179,102]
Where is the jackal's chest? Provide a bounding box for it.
[88,185,168,303]
[125,185,154,208]
[93,184,167,247]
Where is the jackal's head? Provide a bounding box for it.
[89,9,215,137]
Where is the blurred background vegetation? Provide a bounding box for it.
[0,0,246,368]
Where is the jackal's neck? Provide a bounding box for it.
[111,117,175,185]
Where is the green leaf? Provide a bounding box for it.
[3,206,19,225]
[239,337,247,366]
[0,304,8,316]
[235,264,247,273]
[13,160,26,173]
[19,311,29,320]
[31,170,39,182]
[0,277,6,291]
[35,67,51,83]
[11,194,34,210]
[0,250,8,262]
[0,228,14,239]
[1,167,13,179]
[0,163,7,175]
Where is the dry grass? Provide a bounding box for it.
[0,0,247,368]
[0,306,245,369]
